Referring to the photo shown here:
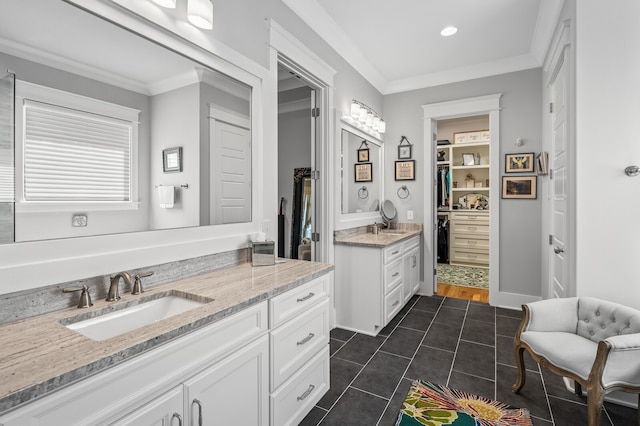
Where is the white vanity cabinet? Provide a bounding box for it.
[335,235,421,335]
[268,275,331,426]
[110,386,184,426]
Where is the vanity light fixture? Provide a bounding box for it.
[187,0,213,30]
[346,100,385,135]
[440,26,458,37]
[151,0,176,8]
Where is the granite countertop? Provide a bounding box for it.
[334,226,422,248]
[0,259,333,414]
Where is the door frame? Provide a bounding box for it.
[422,95,501,304]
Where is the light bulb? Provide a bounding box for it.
[359,107,368,123]
[188,0,213,30]
[151,0,176,8]
[378,120,386,134]
[366,111,373,127]
[350,101,360,118]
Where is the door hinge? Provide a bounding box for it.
[433,268,437,276]
[311,107,320,118]
[311,170,320,180]
[549,235,553,245]
[311,232,320,242]
[549,169,554,179]
[549,103,554,113]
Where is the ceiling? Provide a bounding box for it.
[283,0,565,94]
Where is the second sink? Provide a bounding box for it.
[62,291,212,341]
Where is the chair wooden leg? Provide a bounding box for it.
[574,380,582,396]
[512,345,526,393]
[587,385,605,426]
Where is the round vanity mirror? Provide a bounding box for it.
[381,200,397,226]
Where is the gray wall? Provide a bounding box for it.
[383,68,543,297]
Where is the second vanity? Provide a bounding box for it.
[0,260,333,426]
[334,226,422,336]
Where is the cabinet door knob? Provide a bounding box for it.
[554,246,564,254]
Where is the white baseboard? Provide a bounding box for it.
[490,291,541,310]
[563,377,638,409]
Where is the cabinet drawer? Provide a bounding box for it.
[450,248,489,265]
[271,346,330,426]
[403,236,420,252]
[270,298,330,391]
[451,234,489,250]
[450,212,489,222]
[451,221,489,235]
[270,275,329,328]
[384,284,404,324]
[384,258,403,293]
[383,243,403,263]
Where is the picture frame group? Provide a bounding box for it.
[502,176,537,199]
[354,163,372,182]
[395,160,415,181]
[505,152,534,173]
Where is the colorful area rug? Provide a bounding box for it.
[396,380,532,426]
[437,263,488,289]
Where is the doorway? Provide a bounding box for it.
[434,115,490,303]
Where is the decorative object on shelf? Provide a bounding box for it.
[462,153,475,166]
[437,150,446,161]
[162,146,182,173]
[358,186,369,199]
[474,182,483,188]
[458,193,488,210]
[505,152,535,173]
[344,99,385,135]
[354,163,373,182]
[486,179,490,187]
[395,160,415,181]
[476,152,481,165]
[397,136,413,159]
[465,173,475,188]
[357,140,369,162]
[625,165,640,177]
[437,139,451,145]
[453,130,490,145]
[502,176,537,199]
[453,181,458,188]
[397,185,410,199]
[536,152,549,175]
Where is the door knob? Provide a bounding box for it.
[554,246,564,254]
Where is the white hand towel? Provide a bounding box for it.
[158,185,175,208]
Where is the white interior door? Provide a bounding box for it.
[549,54,571,298]
[209,109,251,225]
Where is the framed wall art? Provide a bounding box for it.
[502,176,537,199]
[163,147,182,173]
[505,152,534,173]
[355,163,373,182]
[397,136,413,159]
[357,140,369,162]
[395,160,415,181]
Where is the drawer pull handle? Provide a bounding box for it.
[391,250,399,255]
[467,254,477,258]
[297,333,315,346]
[467,226,477,231]
[171,412,183,426]
[392,272,399,277]
[297,384,316,401]
[297,292,315,302]
[468,241,477,245]
[392,300,400,307]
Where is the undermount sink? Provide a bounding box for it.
[380,229,407,235]
[62,291,212,341]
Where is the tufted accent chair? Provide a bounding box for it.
[512,297,640,425]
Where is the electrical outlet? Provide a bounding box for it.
[407,210,414,220]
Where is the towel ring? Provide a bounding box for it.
[358,186,369,199]
[397,185,410,199]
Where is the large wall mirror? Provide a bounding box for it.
[337,118,383,229]
[0,0,252,244]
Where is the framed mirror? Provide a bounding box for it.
[336,115,384,229]
[0,0,253,244]
[291,168,312,260]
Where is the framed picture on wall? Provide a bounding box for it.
[163,147,182,173]
[395,160,415,181]
[505,153,535,173]
[355,163,373,182]
[502,176,537,199]
[358,148,369,162]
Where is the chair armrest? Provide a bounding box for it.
[526,297,579,333]
[605,333,640,351]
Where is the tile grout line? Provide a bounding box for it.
[374,296,446,426]
[445,299,470,386]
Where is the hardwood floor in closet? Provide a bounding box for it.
[436,283,489,303]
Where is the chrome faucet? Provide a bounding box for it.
[107,272,132,301]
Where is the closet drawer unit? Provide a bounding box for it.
[270,346,330,426]
[384,284,404,324]
[270,298,330,391]
[403,236,420,252]
[269,275,329,328]
[451,234,489,250]
[450,212,489,222]
[450,248,489,265]
[383,258,403,293]
[383,243,403,263]
[451,221,489,236]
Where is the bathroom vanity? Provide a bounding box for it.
[334,227,422,336]
[0,261,333,426]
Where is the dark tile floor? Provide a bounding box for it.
[300,295,637,426]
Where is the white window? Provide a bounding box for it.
[15,81,139,211]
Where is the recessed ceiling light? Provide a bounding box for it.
[440,26,458,37]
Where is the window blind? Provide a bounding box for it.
[23,100,132,202]
[0,74,14,202]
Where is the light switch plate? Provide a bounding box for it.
[72,214,88,227]
[407,210,414,220]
